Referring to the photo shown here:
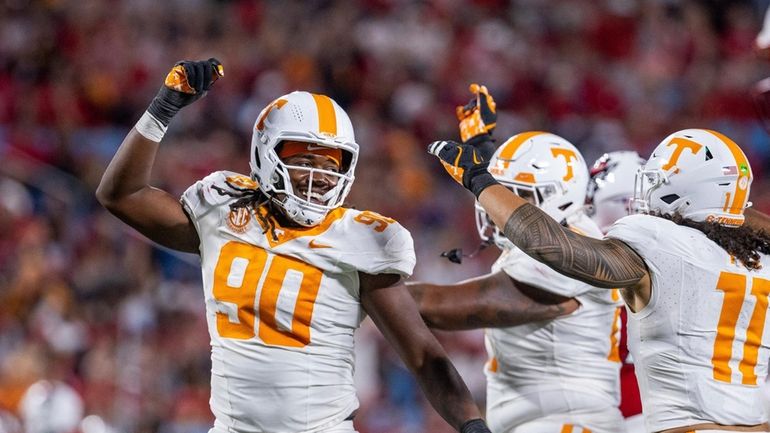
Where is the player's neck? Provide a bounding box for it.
[271,205,303,228]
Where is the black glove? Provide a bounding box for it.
[460,419,492,433]
[147,58,224,126]
[456,83,497,159]
[427,140,498,198]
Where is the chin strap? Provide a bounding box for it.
[440,239,492,264]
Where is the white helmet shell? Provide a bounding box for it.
[587,151,647,232]
[475,131,588,250]
[632,129,753,227]
[250,91,359,226]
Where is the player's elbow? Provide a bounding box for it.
[95,175,129,213]
[418,311,451,330]
[95,178,117,209]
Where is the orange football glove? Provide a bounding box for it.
[428,140,498,197]
[456,83,497,144]
[148,58,224,126]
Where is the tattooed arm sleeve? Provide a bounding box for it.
[503,203,647,289]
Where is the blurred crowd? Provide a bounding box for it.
[1,0,770,432]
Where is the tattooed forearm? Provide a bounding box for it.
[503,203,647,288]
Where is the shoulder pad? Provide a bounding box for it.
[181,171,259,220]
[336,209,416,278]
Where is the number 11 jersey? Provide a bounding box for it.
[607,214,770,432]
[181,171,416,433]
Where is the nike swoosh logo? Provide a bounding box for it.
[306,144,331,151]
[309,239,332,249]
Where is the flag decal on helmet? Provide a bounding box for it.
[722,166,738,176]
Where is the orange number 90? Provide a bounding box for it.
[212,241,323,347]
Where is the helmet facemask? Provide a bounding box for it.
[267,147,356,227]
[249,91,360,227]
[474,181,553,251]
[630,166,668,216]
[475,202,513,251]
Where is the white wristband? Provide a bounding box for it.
[135,111,168,142]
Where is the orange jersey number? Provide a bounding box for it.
[213,241,323,347]
[354,211,395,232]
[712,271,770,385]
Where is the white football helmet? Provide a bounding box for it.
[475,131,589,249]
[586,151,647,232]
[631,129,753,227]
[250,91,359,226]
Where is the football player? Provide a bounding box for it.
[96,59,493,433]
[408,85,626,433]
[430,127,770,433]
[586,151,647,233]
[586,151,647,433]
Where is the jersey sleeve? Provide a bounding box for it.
[494,248,594,297]
[181,171,257,220]
[338,211,416,279]
[605,214,662,260]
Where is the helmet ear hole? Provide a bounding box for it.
[660,194,679,204]
[253,147,261,170]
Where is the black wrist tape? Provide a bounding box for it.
[460,418,490,433]
[147,87,185,126]
[463,162,498,198]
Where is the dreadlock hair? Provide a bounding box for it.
[653,212,770,271]
[212,184,282,240]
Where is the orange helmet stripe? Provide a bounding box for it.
[707,130,752,215]
[498,131,546,168]
[311,94,337,136]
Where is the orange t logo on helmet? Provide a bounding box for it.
[255,98,288,131]
[661,137,703,172]
[550,147,578,181]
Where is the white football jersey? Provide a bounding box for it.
[607,214,770,432]
[181,171,416,433]
[484,212,624,429]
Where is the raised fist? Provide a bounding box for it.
[148,58,224,126]
[456,84,497,143]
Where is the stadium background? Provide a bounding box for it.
[1,0,770,432]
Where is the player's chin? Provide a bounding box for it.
[298,190,333,206]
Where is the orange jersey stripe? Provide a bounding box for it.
[311,93,337,136]
[608,307,622,362]
[707,130,751,215]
